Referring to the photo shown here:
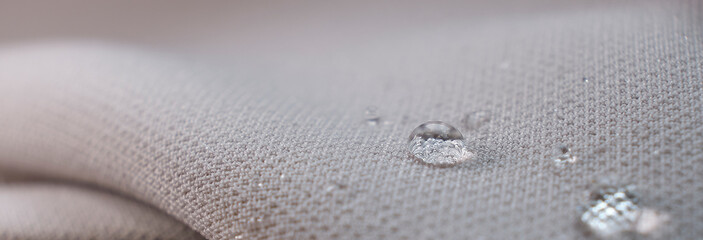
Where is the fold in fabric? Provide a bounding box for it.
[0,181,204,239]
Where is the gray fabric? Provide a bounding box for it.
[0,0,701,239]
[0,182,205,240]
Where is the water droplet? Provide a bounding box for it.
[408,121,474,166]
[580,185,640,238]
[365,106,381,126]
[554,145,577,164]
[582,77,590,83]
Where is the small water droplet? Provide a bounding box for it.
[580,185,640,238]
[582,77,590,83]
[462,111,490,130]
[408,121,474,166]
[554,145,577,164]
[365,106,381,126]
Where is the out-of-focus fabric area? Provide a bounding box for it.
[0,1,701,239]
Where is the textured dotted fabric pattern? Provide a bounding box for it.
[0,0,701,240]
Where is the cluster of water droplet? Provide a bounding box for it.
[361,106,672,238]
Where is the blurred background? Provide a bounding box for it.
[0,0,592,60]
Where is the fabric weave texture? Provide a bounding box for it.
[0,0,701,239]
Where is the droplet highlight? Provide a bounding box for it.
[408,121,474,166]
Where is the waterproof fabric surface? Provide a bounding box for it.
[0,0,701,239]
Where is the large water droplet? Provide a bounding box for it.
[580,185,640,238]
[408,121,474,166]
